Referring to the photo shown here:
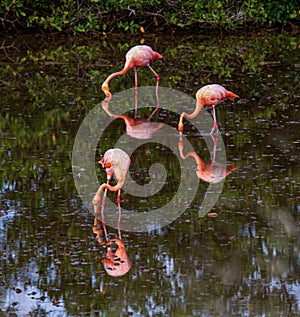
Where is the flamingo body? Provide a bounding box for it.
[195,84,238,107]
[93,148,130,207]
[124,45,162,68]
[100,148,131,184]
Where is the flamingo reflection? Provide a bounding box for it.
[178,84,239,135]
[93,217,131,277]
[101,95,162,140]
[178,135,238,183]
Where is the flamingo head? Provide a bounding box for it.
[99,156,113,179]
[101,83,112,98]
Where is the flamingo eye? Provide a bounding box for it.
[104,162,112,169]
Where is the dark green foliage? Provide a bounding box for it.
[0,0,299,33]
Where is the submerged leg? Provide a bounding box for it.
[147,86,160,121]
[134,84,138,118]
[210,134,218,162]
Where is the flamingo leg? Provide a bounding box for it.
[134,67,138,90]
[101,187,108,241]
[210,106,219,135]
[117,189,121,237]
[100,178,110,241]
[147,105,159,121]
[147,87,160,121]
[134,84,138,118]
[210,134,218,162]
[147,64,160,98]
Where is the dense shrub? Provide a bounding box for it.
[0,0,299,33]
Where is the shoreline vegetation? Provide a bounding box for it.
[0,0,299,35]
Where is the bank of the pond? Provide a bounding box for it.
[0,0,299,34]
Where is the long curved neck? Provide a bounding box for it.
[178,100,203,130]
[184,100,204,119]
[102,68,128,88]
[101,64,133,97]
[95,179,125,198]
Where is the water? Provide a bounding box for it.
[0,30,299,316]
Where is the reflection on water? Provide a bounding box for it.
[178,134,238,184]
[0,31,299,316]
[93,217,131,277]
[101,87,162,140]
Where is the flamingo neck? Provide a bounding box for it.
[96,179,125,200]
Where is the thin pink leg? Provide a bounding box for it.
[147,88,160,121]
[148,64,160,99]
[101,178,110,241]
[117,189,122,239]
[134,83,138,118]
[210,106,219,135]
[210,134,218,162]
[101,188,108,241]
[134,67,138,90]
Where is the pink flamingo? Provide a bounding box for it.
[178,84,239,134]
[93,148,130,236]
[101,45,163,98]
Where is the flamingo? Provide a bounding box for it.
[93,148,130,231]
[178,84,239,134]
[101,45,163,98]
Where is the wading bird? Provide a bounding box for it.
[178,84,239,134]
[101,45,163,98]
[93,148,131,228]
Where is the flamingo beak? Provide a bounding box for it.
[99,157,104,167]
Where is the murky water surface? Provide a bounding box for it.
[0,31,299,316]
